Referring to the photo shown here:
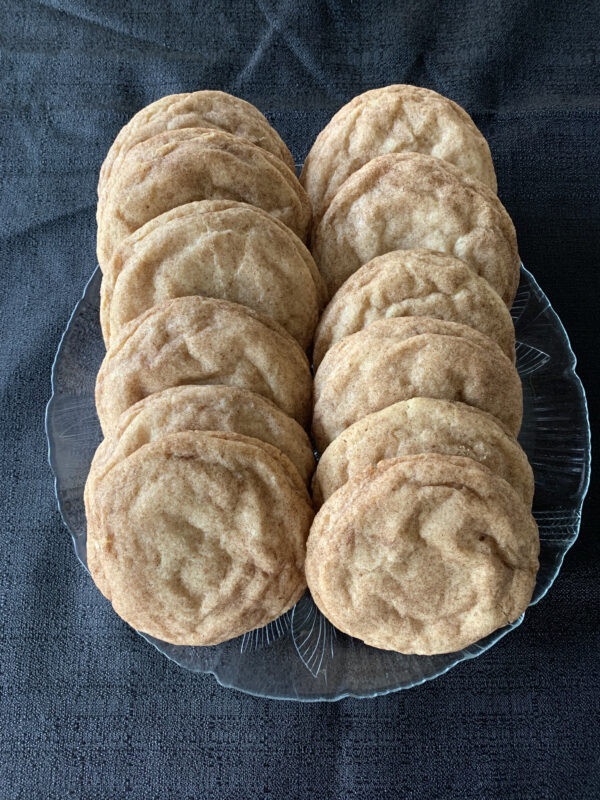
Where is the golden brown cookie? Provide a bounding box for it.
[312,398,534,507]
[311,152,519,303]
[306,453,539,655]
[95,296,312,435]
[86,430,313,646]
[301,84,497,222]
[96,128,311,269]
[100,200,324,349]
[312,317,522,451]
[98,90,295,199]
[312,249,515,366]
[86,386,315,504]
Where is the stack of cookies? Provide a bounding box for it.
[303,86,539,655]
[84,85,539,660]
[86,91,322,646]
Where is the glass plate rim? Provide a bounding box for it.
[45,264,592,702]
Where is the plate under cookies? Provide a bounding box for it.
[46,263,590,701]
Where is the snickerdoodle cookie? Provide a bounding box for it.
[301,84,496,222]
[98,90,295,198]
[87,385,315,501]
[306,454,539,654]
[311,152,519,303]
[312,317,522,451]
[97,128,311,269]
[312,398,533,507]
[86,431,313,646]
[101,200,324,349]
[95,296,312,434]
[312,249,515,366]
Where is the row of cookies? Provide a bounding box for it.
[301,86,539,655]
[86,92,322,645]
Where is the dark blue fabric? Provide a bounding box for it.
[1,1,598,798]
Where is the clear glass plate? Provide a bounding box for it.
[46,265,590,701]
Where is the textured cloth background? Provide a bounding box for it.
[1,1,599,798]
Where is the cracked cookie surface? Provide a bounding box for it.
[312,317,522,451]
[87,431,313,646]
[87,385,315,500]
[312,398,533,507]
[101,200,324,349]
[98,90,296,199]
[95,296,312,434]
[301,84,497,223]
[306,453,539,655]
[97,128,311,269]
[311,152,519,302]
[313,249,515,366]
